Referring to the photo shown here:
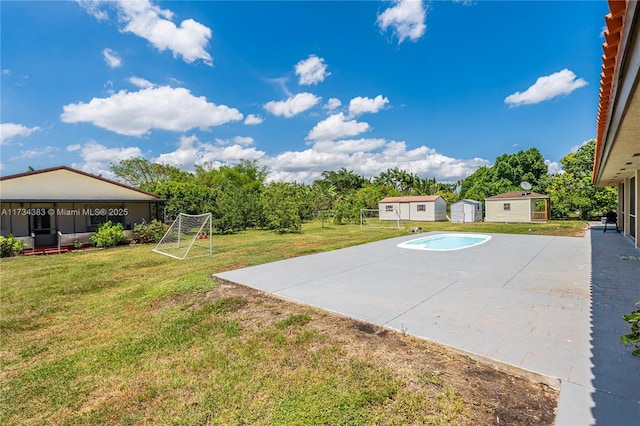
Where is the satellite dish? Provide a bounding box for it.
[520,181,532,194]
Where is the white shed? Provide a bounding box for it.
[484,191,550,223]
[379,195,447,222]
[451,199,483,223]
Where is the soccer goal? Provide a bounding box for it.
[153,213,213,260]
[360,208,403,229]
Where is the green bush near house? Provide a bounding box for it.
[0,234,26,257]
[133,219,167,243]
[90,221,126,248]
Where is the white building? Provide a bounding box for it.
[485,192,550,223]
[379,195,447,222]
[451,199,483,223]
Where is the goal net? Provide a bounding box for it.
[153,213,213,260]
[360,208,402,229]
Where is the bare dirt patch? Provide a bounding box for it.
[208,280,558,425]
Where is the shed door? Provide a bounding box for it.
[463,204,474,222]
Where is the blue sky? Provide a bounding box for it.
[1,0,608,183]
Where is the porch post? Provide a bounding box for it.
[546,198,550,222]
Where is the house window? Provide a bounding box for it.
[385,205,394,212]
[416,204,426,212]
[503,203,511,211]
[89,211,108,227]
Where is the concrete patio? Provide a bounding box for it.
[215,227,640,425]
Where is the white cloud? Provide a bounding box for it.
[71,140,144,178]
[312,138,387,154]
[266,77,292,97]
[377,0,427,43]
[307,113,370,141]
[75,0,109,20]
[215,136,254,146]
[545,159,561,175]
[66,144,82,152]
[295,55,330,85]
[264,138,487,183]
[244,114,264,125]
[233,136,254,146]
[0,123,41,144]
[102,48,122,68]
[570,139,592,153]
[504,69,588,107]
[68,134,487,185]
[348,95,389,117]
[61,86,243,136]
[324,98,342,111]
[153,135,265,170]
[10,146,57,161]
[104,80,115,94]
[79,0,213,65]
[264,92,321,118]
[128,76,154,88]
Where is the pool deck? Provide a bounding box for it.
[214,227,640,425]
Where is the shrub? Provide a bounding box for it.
[0,235,26,257]
[621,302,640,356]
[90,221,126,248]
[133,219,166,243]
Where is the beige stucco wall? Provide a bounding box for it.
[0,169,157,201]
[485,199,532,223]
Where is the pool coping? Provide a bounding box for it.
[397,233,492,251]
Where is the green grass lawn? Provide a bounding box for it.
[1,221,582,424]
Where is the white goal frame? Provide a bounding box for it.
[153,213,213,260]
[360,208,402,230]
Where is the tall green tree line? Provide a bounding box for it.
[110,141,616,233]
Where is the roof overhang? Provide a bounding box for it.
[0,199,165,203]
[593,1,640,187]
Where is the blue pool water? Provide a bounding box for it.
[397,234,491,251]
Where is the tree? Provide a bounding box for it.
[459,166,513,201]
[211,182,255,234]
[373,167,418,194]
[195,160,267,230]
[195,159,267,191]
[436,190,459,212]
[316,168,367,195]
[110,158,190,192]
[549,140,617,219]
[493,148,548,192]
[560,140,596,176]
[261,182,302,233]
[154,181,215,220]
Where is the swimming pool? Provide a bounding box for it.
[397,233,492,251]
